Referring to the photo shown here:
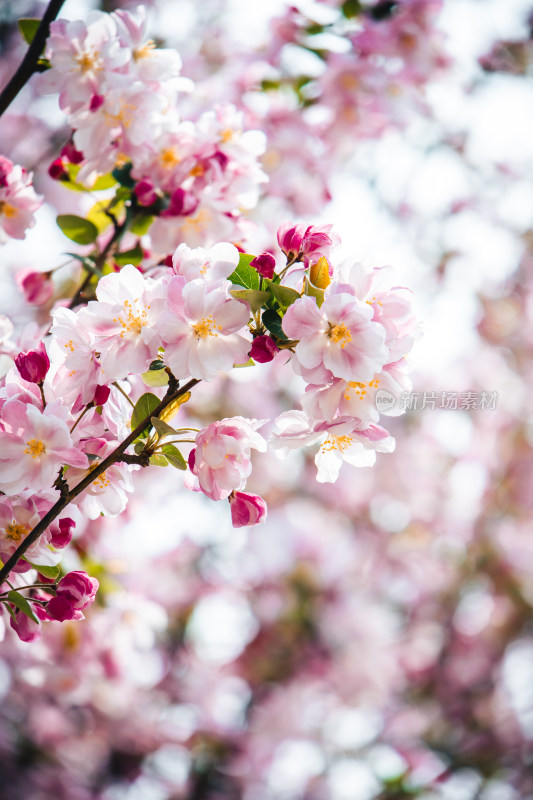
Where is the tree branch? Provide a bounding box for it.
[0,0,66,118]
[0,378,200,586]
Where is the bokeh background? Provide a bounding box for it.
[1,0,533,798]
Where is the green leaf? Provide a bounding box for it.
[265,280,301,309]
[30,563,60,580]
[233,357,255,368]
[141,363,169,387]
[228,253,260,291]
[149,454,168,467]
[18,18,40,45]
[130,214,154,236]
[161,444,187,470]
[149,359,165,371]
[114,244,143,266]
[112,163,135,188]
[151,416,178,439]
[131,392,160,435]
[341,0,362,17]
[262,309,289,341]
[303,275,325,308]
[229,289,270,313]
[65,253,98,273]
[91,173,118,191]
[134,441,146,455]
[1,600,17,621]
[86,201,114,234]
[57,214,98,245]
[7,590,39,623]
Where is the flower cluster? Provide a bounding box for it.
[0,217,415,642]
[0,156,42,243]
[41,7,267,251]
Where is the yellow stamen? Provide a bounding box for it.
[192,315,221,338]
[77,51,100,74]
[113,299,149,338]
[160,147,180,169]
[0,201,17,218]
[64,340,75,352]
[328,322,352,348]
[24,439,46,458]
[134,40,156,60]
[320,434,353,453]
[5,522,29,542]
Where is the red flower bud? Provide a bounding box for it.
[250,252,276,279]
[15,342,50,383]
[229,491,267,528]
[250,335,280,363]
[16,270,54,306]
[93,384,111,406]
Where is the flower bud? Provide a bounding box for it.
[0,156,13,187]
[250,335,279,363]
[277,223,305,259]
[56,571,99,609]
[250,252,276,279]
[49,517,75,549]
[60,142,84,164]
[48,158,67,180]
[15,342,50,383]
[9,604,46,642]
[16,269,54,306]
[229,491,267,528]
[134,179,158,207]
[93,384,111,406]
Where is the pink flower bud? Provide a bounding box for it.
[16,269,54,306]
[89,93,105,112]
[60,142,84,164]
[46,595,84,622]
[93,384,111,406]
[55,571,99,610]
[277,223,306,258]
[300,224,339,265]
[0,155,13,187]
[15,342,50,383]
[250,335,280,363]
[9,604,47,642]
[229,491,267,527]
[163,188,199,218]
[134,179,158,207]
[48,158,67,180]
[250,252,276,279]
[49,517,75,549]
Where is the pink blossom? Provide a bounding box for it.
[158,277,251,381]
[9,604,47,643]
[77,265,165,381]
[66,438,134,519]
[229,491,268,527]
[0,401,88,495]
[190,417,266,500]
[16,270,54,306]
[50,307,105,406]
[15,343,50,384]
[0,160,42,243]
[282,291,388,383]
[0,496,62,567]
[172,242,239,283]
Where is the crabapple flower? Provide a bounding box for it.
[0,496,63,567]
[0,158,42,243]
[78,265,166,381]
[0,402,89,495]
[282,291,388,383]
[15,343,50,384]
[172,242,240,282]
[16,270,54,306]
[189,417,267,500]
[271,411,395,483]
[46,571,99,622]
[50,307,105,406]
[66,439,134,519]
[158,277,251,380]
[229,491,267,527]
[277,222,339,265]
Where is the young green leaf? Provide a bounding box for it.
[151,416,178,439]
[131,392,161,435]
[114,244,144,266]
[229,289,270,313]
[149,454,168,467]
[228,253,260,291]
[265,280,301,309]
[57,214,98,245]
[262,309,289,341]
[30,563,60,580]
[130,214,154,236]
[161,444,187,470]
[18,18,41,45]
[7,590,39,623]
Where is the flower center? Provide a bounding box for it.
[114,299,149,337]
[328,322,352,348]
[5,522,29,542]
[77,51,100,74]
[192,315,221,338]
[344,377,379,400]
[160,147,180,169]
[134,40,156,60]
[321,434,353,453]
[24,439,46,458]
[0,201,17,218]
[220,128,237,143]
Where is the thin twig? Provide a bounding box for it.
[0,0,66,118]
[0,378,200,587]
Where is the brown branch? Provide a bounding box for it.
[0,0,66,118]
[0,378,200,586]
